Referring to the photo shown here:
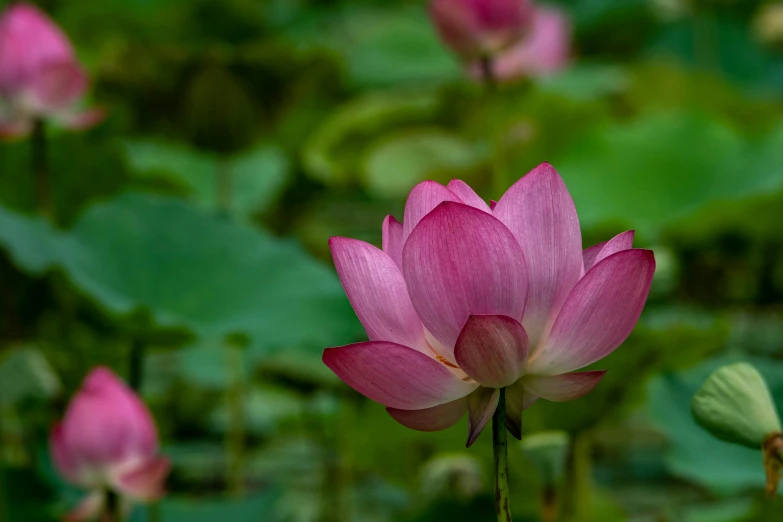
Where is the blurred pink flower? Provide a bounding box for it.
[50,367,169,521]
[0,3,103,138]
[323,164,655,446]
[429,0,534,61]
[472,6,572,81]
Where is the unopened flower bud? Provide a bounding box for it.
[691,363,781,449]
[429,0,534,61]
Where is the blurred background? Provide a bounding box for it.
[2,0,783,520]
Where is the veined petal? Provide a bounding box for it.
[505,379,538,440]
[330,237,428,353]
[386,397,468,432]
[467,387,499,447]
[382,215,404,270]
[581,241,606,275]
[590,230,634,271]
[494,163,583,343]
[523,371,606,402]
[447,179,491,213]
[323,341,477,409]
[529,249,655,375]
[403,202,528,350]
[454,315,528,388]
[114,456,170,501]
[402,181,462,243]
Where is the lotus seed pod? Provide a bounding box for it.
[691,363,782,449]
[521,431,570,485]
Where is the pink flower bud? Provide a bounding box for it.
[469,6,572,82]
[429,0,534,60]
[50,367,169,517]
[0,3,102,137]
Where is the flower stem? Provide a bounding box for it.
[493,387,512,522]
[103,490,121,522]
[31,119,54,222]
[478,56,508,199]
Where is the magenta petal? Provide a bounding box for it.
[403,202,528,350]
[466,387,499,447]
[382,215,404,270]
[489,199,498,210]
[505,380,538,439]
[323,341,477,409]
[494,163,583,343]
[446,180,491,213]
[529,249,656,375]
[592,230,634,270]
[330,237,429,353]
[386,397,468,432]
[50,424,80,484]
[60,367,158,472]
[402,180,463,243]
[523,371,606,402]
[30,61,87,111]
[582,241,606,274]
[454,315,528,388]
[115,456,171,501]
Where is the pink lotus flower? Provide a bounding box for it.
[0,3,103,138]
[50,367,170,520]
[429,0,534,61]
[470,6,571,81]
[323,164,655,446]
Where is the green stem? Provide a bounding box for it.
[103,490,121,522]
[31,119,54,222]
[479,56,508,199]
[542,484,557,522]
[493,388,512,522]
[225,340,245,495]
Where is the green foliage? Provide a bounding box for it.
[0,194,361,351]
[123,139,290,216]
[556,111,783,236]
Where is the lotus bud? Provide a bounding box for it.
[0,3,103,138]
[692,363,782,497]
[692,363,781,448]
[50,367,170,520]
[429,0,534,61]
